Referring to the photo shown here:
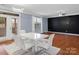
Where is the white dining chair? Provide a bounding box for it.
[12,34,34,52]
[20,30,26,33]
[33,39,60,55]
[35,34,60,55]
[48,34,55,45]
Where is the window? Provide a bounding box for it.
[0,17,6,37]
[12,18,17,34]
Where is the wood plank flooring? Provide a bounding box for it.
[0,33,79,55]
[43,32,79,55]
[0,39,14,55]
[0,40,14,45]
[52,33,79,55]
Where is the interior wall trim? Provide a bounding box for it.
[0,11,19,16]
[48,31,79,36]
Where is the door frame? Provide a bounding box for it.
[0,14,20,41]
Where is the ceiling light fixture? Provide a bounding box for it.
[57,10,66,16]
[12,7,24,13]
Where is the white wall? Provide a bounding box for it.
[21,13,32,32]
[42,18,48,32]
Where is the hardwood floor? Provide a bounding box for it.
[0,33,79,55]
[43,32,79,55]
[52,33,79,55]
[0,40,14,45]
[0,39,14,55]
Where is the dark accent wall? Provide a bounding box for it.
[48,15,79,34]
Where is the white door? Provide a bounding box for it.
[0,14,19,41]
[32,16,43,33]
[11,17,20,39]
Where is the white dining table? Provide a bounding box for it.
[20,32,60,55]
[20,32,49,40]
[3,32,60,55]
[20,32,49,52]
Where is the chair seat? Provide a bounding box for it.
[3,43,22,55]
[3,42,33,55]
[45,46,60,55]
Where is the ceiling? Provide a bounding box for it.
[0,4,79,18]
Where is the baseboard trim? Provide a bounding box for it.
[48,31,79,36]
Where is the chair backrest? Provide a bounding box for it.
[48,34,55,45]
[20,30,26,34]
[14,35,34,51]
[14,35,25,50]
